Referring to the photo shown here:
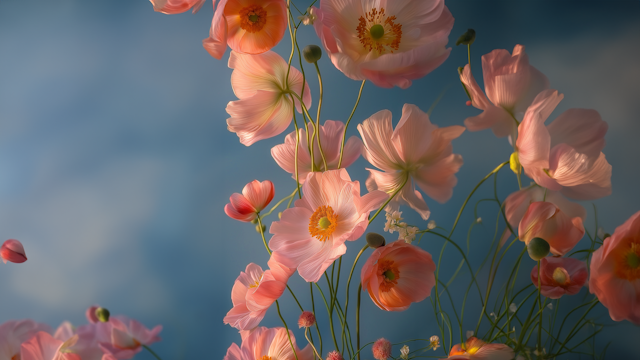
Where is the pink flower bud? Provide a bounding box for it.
[298,311,316,328]
[1,239,27,264]
[224,180,275,222]
[372,338,392,360]
[326,351,343,360]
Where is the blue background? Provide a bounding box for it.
[1,0,639,359]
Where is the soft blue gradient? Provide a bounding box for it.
[1,0,639,359]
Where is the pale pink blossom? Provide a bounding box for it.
[518,201,585,257]
[312,0,454,88]
[226,51,312,146]
[271,120,362,183]
[203,0,287,59]
[361,240,435,311]
[531,257,588,299]
[590,210,640,324]
[269,169,388,282]
[224,256,294,330]
[460,45,549,138]
[20,332,80,360]
[516,89,611,200]
[224,180,275,222]
[1,239,27,264]
[99,317,161,360]
[357,104,464,220]
[224,327,313,360]
[443,337,513,360]
[150,0,206,14]
[0,320,52,360]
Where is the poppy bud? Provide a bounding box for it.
[527,237,550,260]
[303,45,323,63]
[95,307,110,323]
[456,29,476,46]
[1,239,27,264]
[366,232,386,248]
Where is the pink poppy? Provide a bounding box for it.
[590,210,640,324]
[312,0,454,88]
[20,332,80,360]
[357,103,464,220]
[203,0,287,59]
[0,320,52,360]
[224,255,294,330]
[360,240,436,311]
[226,51,312,146]
[518,201,585,257]
[98,317,162,360]
[459,45,549,138]
[224,327,313,360]
[443,337,513,360]
[224,180,275,222]
[269,169,388,282]
[531,257,588,299]
[516,89,611,200]
[1,239,27,263]
[150,0,206,14]
[271,120,363,183]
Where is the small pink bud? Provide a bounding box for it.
[1,239,27,264]
[298,311,316,328]
[372,338,392,360]
[86,305,100,323]
[326,351,343,360]
[465,100,472,106]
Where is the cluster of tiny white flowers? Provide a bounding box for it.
[429,335,440,351]
[384,211,419,244]
[400,345,410,359]
[298,7,317,26]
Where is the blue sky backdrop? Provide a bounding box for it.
[1,0,639,359]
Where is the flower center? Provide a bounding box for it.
[309,205,338,241]
[259,356,272,360]
[356,8,402,55]
[377,259,400,292]
[552,267,570,286]
[11,354,20,360]
[615,240,640,281]
[248,274,263,288]
[239,4,267,33]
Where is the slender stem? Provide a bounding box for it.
[311,283,324,354]
[342,245,368,353]
[369,174,409,224]
[143,345,163,360]
[305,328,323,360]
[290,95,303,199]
[338,80,365,168]
[256,215,271,255]
[276,300,300,360]
[262,188,297,217]
[356,283,362,360]
[313,62,328,171]
[537,261,543,358]
[315,282,340,350]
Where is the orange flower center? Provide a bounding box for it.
[239,4,267,33]
[249,274,263,288]
[356,8,402,55]
[309,205,338,241]
[377,259,400,292]
[259,356,272,360]
[615,240,640,281]
[552,267,570,286]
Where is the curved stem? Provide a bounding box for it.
[313,62,328,171]
[338,80,366,168]
[290,95,303,199]
[356,283,362,360]
[341,245,369,353]
[256,215,271,255]
[276,300,300,360]
[143,345,163,360]
[369,174,409,224]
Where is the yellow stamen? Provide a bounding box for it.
[309,205,338,241]
[260,356,272,360]
[377,259,400,292]
[552,267,570,286]
[356,8,402,55]
[239,4,267,33]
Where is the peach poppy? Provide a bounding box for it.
[203,0,287,59]
[98,316,161,360]
[226,51,312,146]
[590,210,640,324]
[224,327,313,360]
[312,0,454,88]
[150,0,206,14]
[443,337,513,360]
[518,201,585,257]
[0,320,53,360]
[459,45,549,138]
[357,103,464,220]
[531,257,588,299]
[271,120,363,183]
[1,239,27,264]
[224,180,275,222]
[20,332,80,360]
[269,169,388,282]
[360,240,436,311]
[516,89,611,200]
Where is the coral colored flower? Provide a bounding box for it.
[358,104,464,220]
[326,351,343,360]
[203,0,287,59]
[313,0,454,88]
[224,327,313,360]
[518,201,585,256]
[150,0,206,14]
[460,45,549,138]
[516,89,611,200]
[298,311,316,328]
[590,211,640,324]
[1,239,27,263]
[361,240,436,311]
[0,320,53,360]
[99,317,162,360]
[224,180,275,222]
[531,257,587,299]
[224,255,294,330]
[444,337,513,360]
[270,169,388,282]
[226,51,312,146]
[372,338,391,360]
[20,332,80,360]
[271,120,363,183]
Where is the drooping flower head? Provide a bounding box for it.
[444,337,513,360]
[590,210,640,324]
[224,327,313,360]
[226,51,312,146]
[518,201,585,257]
[225,180,275,222]
[1,239,27,264]
[150,0,206,14]
[361,240,436,311]
[531,257,588,299]
[312,0,454,88]
[459,45,549,138]
[269,169,388,282]
[358,104,464,220]
[271,120,363,183]
[203,0,287,59]
[516,89,611,200]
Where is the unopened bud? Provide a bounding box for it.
[298,311,316,328]
[326,351,343,360]
[427,220,437,230]
[256,224,266,233]
[278,212,282,219]
[251,218,259,224]
[366,232,386,248]
[456,29,476,46]
[372,338,391,360]
[303,45,323,63]
[510,151,521,175]
[527,237,550,260]
[95,307,110,323]
[1,239,27,264]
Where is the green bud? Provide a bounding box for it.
[251,218,259,224]
[256,224,266,233]
[95,307,110,323]
[527,237,550,261]
[456,29,476,46]
[366,232,386,248]
[303,45,323,63]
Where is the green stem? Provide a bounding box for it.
[313,62,328,171]
[537,261,543,358]
[315,282,340,351]
[356,283,362,360]
[369,174,409,224]
[310,283,324,355]
[261,187,297,217]
[256,215,271,255]
[338,80,366,168]
[342,245,368,353]
[290,101,303,199]
[143,345,163,360]
[276,300,300,360]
